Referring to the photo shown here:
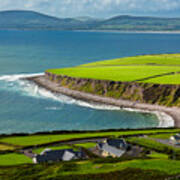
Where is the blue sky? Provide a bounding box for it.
[0,0,180,18]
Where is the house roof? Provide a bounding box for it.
[35,149,84,163]
[99,143,125,157]
[106,139,127,149]
[173,135,180,140]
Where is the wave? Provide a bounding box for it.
[124,107,174,128]
[0,73,43,81]
[0,73,175,128]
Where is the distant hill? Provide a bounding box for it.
[96,15,180,31]
[0,10,86,30]
[0,10,180,31]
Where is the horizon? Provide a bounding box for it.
[0,0,180,18]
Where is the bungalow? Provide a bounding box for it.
[170,133,180,145]
[33,148,85,164]
[97,139,128,158]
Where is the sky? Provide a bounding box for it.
[0,0,180,18]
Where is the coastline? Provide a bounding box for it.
[26,75,180,128]
[74,30,180,34]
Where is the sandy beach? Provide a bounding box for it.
[26,75,180,128]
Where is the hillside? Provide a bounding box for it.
[96,15,180,31]
[46,54,180,107]
[47,54,180,85]
[0,10,85,30]
[1,129,180,179]
[1,10,180,31]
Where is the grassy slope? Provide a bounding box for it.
[47,54,180,85]
[1,130,180,178]
[80,54,180,66]
[75,142,96,149]
[0,153,32,166]
[0,159,180,179]
[0,144,15,151]
[1,129,180,146]
[32,145,74,154]
[127,137,180,156]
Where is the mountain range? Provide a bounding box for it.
[1,10,180,31]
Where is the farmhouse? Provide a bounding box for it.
[97,139,128,158]
[33,148,85,164]
[170,133,180,145]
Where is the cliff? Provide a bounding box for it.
[45,72,180,107]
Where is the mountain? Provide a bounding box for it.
[0,10,180,31]
[95,15,180,31]
[0,10,85,30]
[75,16,103,22]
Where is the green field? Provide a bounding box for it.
[47,54,180,85]
[0,144,15,151]
[0,159,180,179]
[74,142,96,149]
[1,129,180,147]
[1,129,180,179]
[0,153,32,166]
[32,145,72,154]
[126,137,180,155]
[81,54,180,67]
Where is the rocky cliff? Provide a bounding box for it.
[45,72,180,107]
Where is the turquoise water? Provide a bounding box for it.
[0,31,179,134]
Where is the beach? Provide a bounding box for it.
[26,75,180,128]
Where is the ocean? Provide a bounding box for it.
[0,30,179,134]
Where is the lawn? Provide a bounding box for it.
[1,129,180,147]
[47,54,180,85]
[32,145,74,154]
[0,153,32,166]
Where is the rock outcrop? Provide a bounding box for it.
[45,72,180,107]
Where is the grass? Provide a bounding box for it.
[0,153,32,166]
[47,66,180,83]
[32,145,74,154]
[74,142,96,149]
[58,159,180,176]
[147,152,169,159]
[1,159,180,177]
[126,137,180,154]
[0,144,15,151]
[80,54,180,67]
[47,54,180,85]
[149,133,176,139]
[1,129,180,147]
[144,73,180,84]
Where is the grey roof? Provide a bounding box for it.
[98,143,125,157]
[106,139,127,149]
[174,135,180,140]
[35,149,85,163]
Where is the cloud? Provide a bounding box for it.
[0,0,180,17]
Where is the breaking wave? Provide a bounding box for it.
[0,73,174,128]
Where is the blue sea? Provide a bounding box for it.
[0,30,179,134]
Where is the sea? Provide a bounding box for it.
[0,30,179,134]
